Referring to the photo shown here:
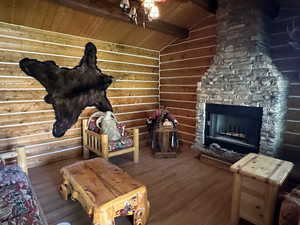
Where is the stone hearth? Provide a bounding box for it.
[193,0,288,157]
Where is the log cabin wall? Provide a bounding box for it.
[271,8,300,161]
[159,15,216,146]
[0,22,159,168]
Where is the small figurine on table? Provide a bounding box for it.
[146,106,179,156]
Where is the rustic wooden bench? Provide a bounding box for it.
[59,158,150,225]
[0,148,48,225]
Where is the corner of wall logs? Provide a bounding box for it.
[159,15,217,147]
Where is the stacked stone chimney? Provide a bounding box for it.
[193,0,288,156]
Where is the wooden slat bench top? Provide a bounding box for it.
[60,158,143,206]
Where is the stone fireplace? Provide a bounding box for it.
[193,0,288,158]
[204,103,263,154]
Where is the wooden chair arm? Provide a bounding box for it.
[85,129,101,137]
[100,133,109,159]
[17,148,28,175]
[0,151,18,160]
[125,128,139,146]
[132,129,139,163]
[0,148,28,174]
[126,128,139,135]
[85,129,111,142]
[133,128,139,143]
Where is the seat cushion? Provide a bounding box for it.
[0,165,45,225]
[0,164,28,187]
[109,136,134,152]
[108,124,133,152]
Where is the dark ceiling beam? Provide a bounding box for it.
[190,0,218,14]
[50,0,189,39]
[279,0,300,8]
[261,0,280,19]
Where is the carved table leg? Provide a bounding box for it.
[145,201,150,224]
[59,180,70,200]
[134,191,150,225]
[83,146,90,159]
[94,207,115,225]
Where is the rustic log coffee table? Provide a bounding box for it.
[59,158,150,225]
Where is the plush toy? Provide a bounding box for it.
[19,42,113,137]
[99,111,121,141]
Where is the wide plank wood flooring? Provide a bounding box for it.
[29,148,235,225]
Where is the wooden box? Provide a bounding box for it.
[59,158,150,225]
[154,127,178,158]
[230,153,294,225]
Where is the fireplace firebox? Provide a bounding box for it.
[204,104,263,154]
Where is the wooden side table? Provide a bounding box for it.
[154,127,177,158]
[230,153,294,225]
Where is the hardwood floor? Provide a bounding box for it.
[29,148,235,225]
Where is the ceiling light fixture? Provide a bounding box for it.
[120,0,162,27]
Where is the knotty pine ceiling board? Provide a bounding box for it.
[158,0,211,28]
[0,0,172,49]
[0,0,210,50]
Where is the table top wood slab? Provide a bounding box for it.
[230,153,294,186]
[60,158,143,206]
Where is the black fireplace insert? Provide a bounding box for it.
[204,104,263,154]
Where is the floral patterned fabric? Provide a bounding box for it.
[109,124,133,151]
[0,165,46,225]
[109,135,134,152]
[87,111,104,133]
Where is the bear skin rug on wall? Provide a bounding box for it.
[19,42,113,138]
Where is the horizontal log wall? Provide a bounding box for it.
[0,22,159,167]
[159,16,216,146]
[271,8,300,160]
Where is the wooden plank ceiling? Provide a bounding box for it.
[0,0,212,50]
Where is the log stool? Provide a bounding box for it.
[230,153,294,225]
[59,158,150,225]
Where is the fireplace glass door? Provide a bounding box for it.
[204,104,263,154]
